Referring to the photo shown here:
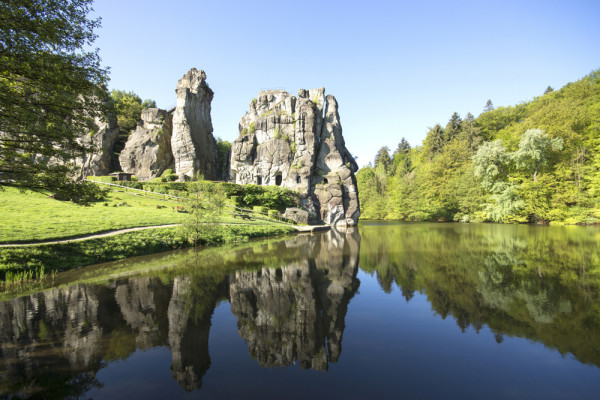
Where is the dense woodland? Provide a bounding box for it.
[357,70,600,224]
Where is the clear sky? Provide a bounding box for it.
[92,0,600,166]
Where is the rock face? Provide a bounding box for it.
[119,108,174,180]
[231,88,359,227]
[171,68,219,180]
[74,112,120,178]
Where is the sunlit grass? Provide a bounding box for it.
[0,187,288,243]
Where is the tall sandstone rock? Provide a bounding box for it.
[119,108,174,180]
[231,88,359,227]
[171,68,219,180]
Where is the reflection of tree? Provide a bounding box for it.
[359,223,600,366]
[229,230,360,370]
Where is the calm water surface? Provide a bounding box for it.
[1,222,599,399]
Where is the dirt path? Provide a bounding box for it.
[0,223,326,248]
[0,224,180,248]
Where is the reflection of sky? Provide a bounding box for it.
[84,270,600,400]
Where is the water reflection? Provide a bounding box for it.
[359,223,600,366]
[0,229,360,397]
[1,223,599,397]
[230,229,360,370]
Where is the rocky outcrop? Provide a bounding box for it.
[118,108,174,180]
[171,68,219,180]
[74,111,120,178]
[231,88,359,227]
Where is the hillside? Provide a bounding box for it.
[357,69,600,224]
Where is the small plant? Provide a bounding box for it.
[274,126,282,139]
[290,142,297,153]
[249,122,256,134]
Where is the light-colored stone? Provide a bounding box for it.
[171,68,219,180]
[283,207,309,224]
[119,108,174,180]
[231,88,360,226]
[74,111,119,179]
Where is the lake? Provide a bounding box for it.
[1,222,599,399]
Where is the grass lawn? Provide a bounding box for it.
[0,186,288,243]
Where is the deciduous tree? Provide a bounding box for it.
[0,0,109,200]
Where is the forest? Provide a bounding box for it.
[357,70,600,224]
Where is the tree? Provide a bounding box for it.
[484,99,494,112]
[394,138,411,156]
[373,146,392,173]
[423,124,445,156]
[512,128,563,181]
[445,112,462,142]
[473,140,511,190]
[179,175,226,245]
[0,0,109,199]
[544,86,554,95]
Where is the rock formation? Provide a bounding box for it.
[231,88,359,227]
[119,108,174,180]
[74,111,120,178]
[171,68,219,180]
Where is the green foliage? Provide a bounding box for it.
[179,174,226,245]
[0,0,110,199]
[249,122,256,134]
[358,70,600,224]
[241,185,297,211]
[216,137,232,180]
[87,176,117,183]
[358,223,600,365]
[110,89,156,157]
[160,168,178,182]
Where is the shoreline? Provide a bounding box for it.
[0,223,306,285]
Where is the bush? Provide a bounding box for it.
[253,206,268,214]
[230,196,240,205]
[160,169,178,182]
[241,184,298,211]
[268,210,279,218]
[87,176,116,183]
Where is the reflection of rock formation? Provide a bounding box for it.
[229,229,360,370]
[115,277,170,349]
[0,284,106,397]
[168,277,213,391]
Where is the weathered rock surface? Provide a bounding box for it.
[171,68,219,180]
[231,88,359,227]
[119,108,174,180]
[74,111,120,178]
[282,207,309,224]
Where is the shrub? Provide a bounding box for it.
[87,176,116,183]
[230,196,240,205]
[268,210,279,218]
[253,206,268,214]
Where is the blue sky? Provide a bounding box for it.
[92,0,600,166]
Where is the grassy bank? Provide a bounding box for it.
[0,184,299,284]
[0,224,296,284]
[0,186,185,243]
